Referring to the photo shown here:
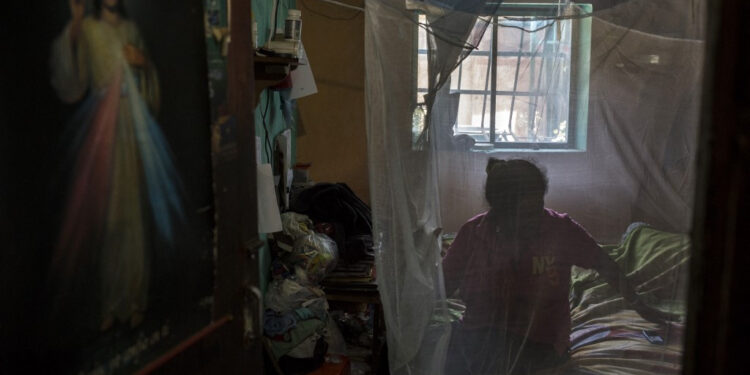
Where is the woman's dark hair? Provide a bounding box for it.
[93,0,128,17]
[484,158,548,212]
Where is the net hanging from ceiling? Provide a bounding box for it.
[365,0,704,374]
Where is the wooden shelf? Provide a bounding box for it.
[253,54,300,105]
[255,55,300,65]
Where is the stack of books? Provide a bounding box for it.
[322,259,376,290]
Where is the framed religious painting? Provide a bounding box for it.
[1,0,232,373]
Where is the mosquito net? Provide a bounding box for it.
[365,0,703,374]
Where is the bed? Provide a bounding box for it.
[564,224,690,374]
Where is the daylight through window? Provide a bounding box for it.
[416,4,592,150]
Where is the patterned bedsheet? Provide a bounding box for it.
[564,225,690,375]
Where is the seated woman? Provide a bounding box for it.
[443,158,667,375]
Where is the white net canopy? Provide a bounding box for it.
[365,0,703,374]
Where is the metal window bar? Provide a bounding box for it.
[505,22,526,141]
[529,22,537,141]
[479,20,493,133]
[457,58,463,92]
[489,16,499,143]
[529,22,553,143]
[420,88,544,96]
[415,7,581,147]
[451,50,569,58]
[546,22,563,142]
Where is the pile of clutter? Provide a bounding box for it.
[328,307,376,375]
[264,183,376,375]
[264,212,346,374]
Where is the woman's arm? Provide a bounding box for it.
[594,253,638,302]
[563,215,678,324]
[442,224,473,298]
[594,250,679,323]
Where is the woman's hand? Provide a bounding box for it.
[123,44,147,67]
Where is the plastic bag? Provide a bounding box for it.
[281,212,315,239]
[287,233,339,283]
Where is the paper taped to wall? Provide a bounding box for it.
[290,43,317,100]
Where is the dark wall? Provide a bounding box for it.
[2,3,76,368]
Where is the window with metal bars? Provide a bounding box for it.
[415,4,592,150]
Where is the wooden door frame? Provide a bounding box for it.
[684,1,750,374]
[139,0,262,373]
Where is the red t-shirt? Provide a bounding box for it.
[443,209,608,354]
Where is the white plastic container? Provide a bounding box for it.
[284,9,302,42]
